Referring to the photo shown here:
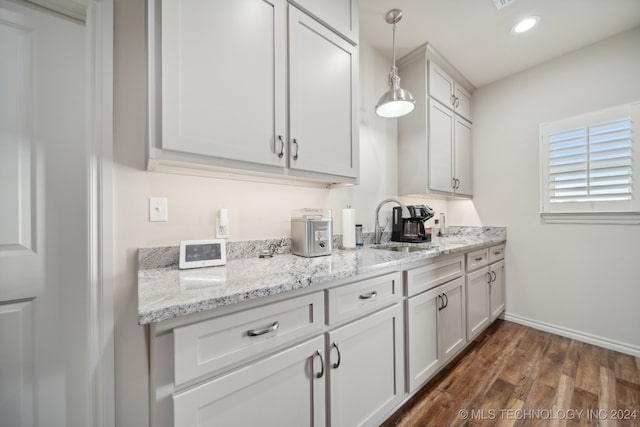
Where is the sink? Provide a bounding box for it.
[374,245,435,253]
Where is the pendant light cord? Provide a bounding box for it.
[392,21,397,71]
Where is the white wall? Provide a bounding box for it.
[112,1,444,424]
[457,28,640,352]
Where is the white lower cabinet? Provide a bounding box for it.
[466,268,491,340]
[150,244,507,426]
[174,335,325,427]
[489,259,505,321]
[406,276,466,393]
[327,303,404,427]
[466,244,506,341]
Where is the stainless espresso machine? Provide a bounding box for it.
[391,205,435,243]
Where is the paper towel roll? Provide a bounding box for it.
[342,208,356,249]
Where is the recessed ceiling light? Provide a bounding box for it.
[512,16,540,34]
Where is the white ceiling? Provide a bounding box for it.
[359,0,640,88]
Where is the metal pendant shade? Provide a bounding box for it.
[375,9,415,118]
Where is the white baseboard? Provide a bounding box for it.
[502,313,640,357]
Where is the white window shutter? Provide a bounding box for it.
[540,101,640,220]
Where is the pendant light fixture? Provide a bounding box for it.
[375,9,415,118]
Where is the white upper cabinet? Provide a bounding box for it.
[398,44,475,198]
[291,0,358,43]
[160,0,287,167]
[428,100,454,194]
[454,114,473,196]
[428,61,472,122]
[288,6,358,178]
[148,0,359,186]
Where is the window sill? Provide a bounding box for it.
[540,212,640,225]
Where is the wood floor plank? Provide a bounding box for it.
[598,366,618,427]
[549,374,576,427]
[568,387,598,427]
[615,353,640,385]
[495,396,524,427]
[380,321,639,427]
[518,381,557,427]
[562,339,581,378]
[575,344,601,395]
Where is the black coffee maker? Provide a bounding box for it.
[391,205,435,243]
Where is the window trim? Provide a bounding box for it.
[540,101,640,224]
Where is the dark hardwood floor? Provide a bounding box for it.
[381,320,640,427]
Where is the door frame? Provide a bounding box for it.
[81,0,115,425]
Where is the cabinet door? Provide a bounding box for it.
[406,286,441,393]
[289,6,358,178]
[466,268,490,341]
[490,260,505,321]
[328,304,404,427]
[453,115,472,196]
[428,61,454,109]
[439,277,466,362]
[454,84,472,122]
[161,0,287,166]
[292,0,358,43]
[428,99,454,193]
[173,336,325,427]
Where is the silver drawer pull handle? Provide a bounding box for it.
[359,291,377,300]
[314,350,324,379]
[247,321,279,337]
[494,251,501,255]
[475,257,483,261]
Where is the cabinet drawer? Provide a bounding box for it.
[405,255,464,297]
[489,244,505,263]
[173,335,325,427]
[466,248,489,272]
[327,272,402,325]
[173,292,324,386]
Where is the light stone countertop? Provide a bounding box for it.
[138,227,506,324]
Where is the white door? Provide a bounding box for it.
[0,1,92,426]
[490,260,506,321]
[288,5,358,178]
[160,0,288,167]
[428,99,454,193]
[406,286,441,393]
[328,304,404,427]
[439,277,467,362]
[466,268,490,341]
[454,115,472,196]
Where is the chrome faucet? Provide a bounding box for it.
[374,198,409,244]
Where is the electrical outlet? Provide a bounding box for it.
[216,219,229,239]
[149,197,168,222]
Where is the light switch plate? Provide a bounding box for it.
[149,197,168,222]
